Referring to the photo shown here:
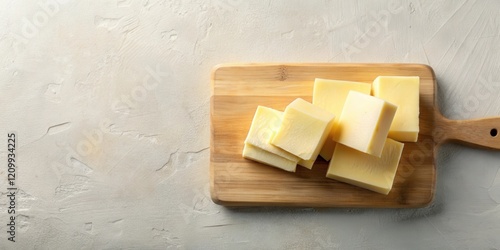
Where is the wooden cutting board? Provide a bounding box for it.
[210,63,500,207]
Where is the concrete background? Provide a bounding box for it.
[1,0,500,249]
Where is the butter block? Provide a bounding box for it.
[244,106,300,162]
[312,78,371,161]
[327,138,404,195]
[372,76,420,142]
[243,144,296,172]
[334,91,397,157]
[271,98,335,168]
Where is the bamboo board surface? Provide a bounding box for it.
[210,63,436,207]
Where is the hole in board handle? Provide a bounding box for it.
[491,128,498,137]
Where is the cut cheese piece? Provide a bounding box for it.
[312,78,371,161]
[327,138,404,195]
[271,98,335,168]
[298,158,315,169]
[268,131,315,169]
[269,132,315,169]
[334,91,397,157]
[372,76,420,142]
[243,144,296,172]
[244,106,300,162]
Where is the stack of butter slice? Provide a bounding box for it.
[243,76,420,195]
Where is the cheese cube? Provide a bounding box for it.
[271,98,335,167]
[244,106,300,162]
[243,144,296,172]
[326,138,404,195]
[312,78,371,161]
[372,76,420,142]
[334,91,397,157]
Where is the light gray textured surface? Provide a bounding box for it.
[1,0,500,249]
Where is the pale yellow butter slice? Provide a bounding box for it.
[312,78,371,161]
[372,76,420,142]
[271,98,335,168]
[334,91,397,157]
[243,144,296,172]
[244,106,300,162]
[326,138,404,195]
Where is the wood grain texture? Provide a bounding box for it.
[210,63,436,207]
[434,115,500,150]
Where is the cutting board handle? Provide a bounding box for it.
[435,113,500,150]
